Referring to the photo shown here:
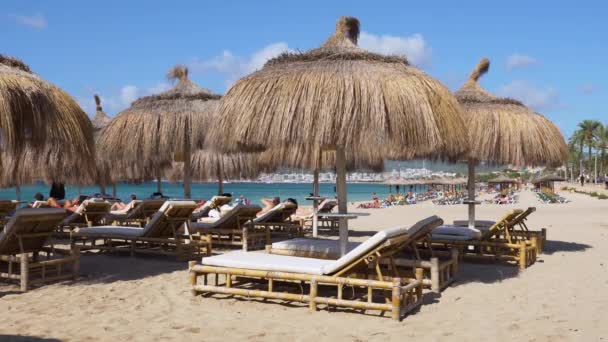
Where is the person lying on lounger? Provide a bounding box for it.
[111,194,137,211]
[257,196,280,217]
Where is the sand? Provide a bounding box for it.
[1,188,607,341]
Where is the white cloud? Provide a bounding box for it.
[579,83,597,95]
[190,43,291,86]
[147,82,172,95]
[120,85,139,106]
[14,13,47,29]
[359,32,432,67]
[498,80,562,110]
[506,54,538,70]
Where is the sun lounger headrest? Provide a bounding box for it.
[0,208,66,254]
[158,200,197,213]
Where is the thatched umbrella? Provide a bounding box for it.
[455,58,568,227]
[97,65,220,198]
[209,17,468,255]
[0,55,96,199]
[0,55,94,157]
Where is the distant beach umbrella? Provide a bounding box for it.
[97,65,220,198]
[487,175,518,184]
[91,95,115,195]
[455,58,568,227]
[209,17,468,255]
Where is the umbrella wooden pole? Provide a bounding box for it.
[156,168,162,193]
[336,147,348,256]
[312,167,320,238]
[183,137,192,199]
[112,182,117,199]
[217,171,224,195]
[467,159,476,229]
[15,184,21,202]
[99,180,106,196]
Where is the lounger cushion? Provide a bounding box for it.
[452,220,495,229]
[271,238,359,257]
[431,225,481,240]
[72,226,144,237]
[201,251,332,275]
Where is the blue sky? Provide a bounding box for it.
[2,0,606,138]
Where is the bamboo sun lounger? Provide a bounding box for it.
[110,199,167,226]
[192,196,232,221]
[296,199,339,233]
[251,202,303,239]
[190,205,263,251]
[267,216,459,292]
[425,210,537,269]
[58,199,112,233]
[451,207,546,253]
[189,224,427,321]
[70,201,210,260]
[0,208,80,291]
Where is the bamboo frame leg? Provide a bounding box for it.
[519,241,527,269]
[20,253,29,292]
[309,279,318,312]
[430,257,440,293]
[391,278,402,321]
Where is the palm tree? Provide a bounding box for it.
[578,120,602,178]
[569,129,585,176]
[597,124,608,177]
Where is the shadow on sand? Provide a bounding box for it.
[74,253,186,285]
[0,336,61,342]
[542,240,592,255]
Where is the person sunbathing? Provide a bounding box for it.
[257,196,280,217]
[111,194,137,211]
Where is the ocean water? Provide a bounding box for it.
[1,181,436,206]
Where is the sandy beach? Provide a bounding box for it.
[1,189,607,342]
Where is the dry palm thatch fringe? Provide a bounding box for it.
[170,150,262,182]
[455,58,568,166]
[208,16,468,165]
[1,145,98,187]
[0,54,95,159]
[97,65,220,179]
[257,144,384,173]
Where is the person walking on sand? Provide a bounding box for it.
[580,174,585,187]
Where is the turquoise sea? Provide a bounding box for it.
[1,181,433,206]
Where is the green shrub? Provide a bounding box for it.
[590,192,599,197]
[598,194,608,200]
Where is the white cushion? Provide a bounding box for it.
[431,225,481,240]
[452,220,495,229]
[73,226,144,237]
[201,251,332,275]
[198,217,219,224]
[271,238,358,257]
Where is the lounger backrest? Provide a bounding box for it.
[64,199,111,225]
[125,199,166,220]
[322,215,442,275]
[193,196,232,217]
[200,205,262,229]
[253,202,297,224]
[480,210,523,240]
[142,200,197,238]
[0,208,66,254]
[319,200,337,213]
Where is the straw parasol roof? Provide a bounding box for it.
[97,65,220,177]
[455,58,568,166]
[532,174,565,184]
[208,16,468,162]
[0,54,95,160]
[488,175,518,183]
